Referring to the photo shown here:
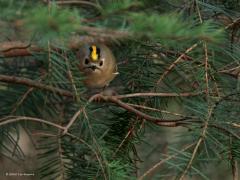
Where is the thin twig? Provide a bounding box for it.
[31,132,58,137]
[11,75,47,114]
[55,0,101,10]
[156,43,198,86]
[65,133,108,180]
[11,128,22,159]
[178,3,211,179]
[178,136,205,180]
[209,124,240,140]
[229,136,239,180]
[58,122,65,179]
[177,105,213,180]
[203,42,209,95]
[230,122,240,128]
[133,42,199,140]
[218,65,240,73]
[114,91,203,99]
[11,88,34,114]
[62,93,99,135]
[126,103,197,118]
[225,17,240,30]
[0,116,65,130]
[61,51,80,101]
[232,160,238,180]
[138,143,196,180]
[62,92,109,179]
[62,108,84,135]
[196,0,209,96]
[114,123,136,156]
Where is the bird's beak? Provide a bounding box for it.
[90,65,97,71]
[84,63,101,71]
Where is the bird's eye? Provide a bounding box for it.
[99,60,103,66]
[97,48,101,55]
[84,58,89,64]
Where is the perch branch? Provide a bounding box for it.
[0,74,203,100]
[63,90,203,134]
[90,94,198,127]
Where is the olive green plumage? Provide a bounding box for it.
[77,44,118,88]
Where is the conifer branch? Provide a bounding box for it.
[0,116,65,130]
[156,43,198,86]
[0,115,107,179]
[0,25,130,57]
[0,75,73,97]
[89,94,198,127]
[0,41,42,57]
[126,103,196,118]
[113,123,137,156]
[114,91,203,99]
[138,143,196,180]
[178,4,212,179]
[55,0,100,9]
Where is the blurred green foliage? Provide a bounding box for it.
[0,0,239,180]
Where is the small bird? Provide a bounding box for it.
[77,44,118,89]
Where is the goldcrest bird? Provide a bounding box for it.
[77,44,118,88]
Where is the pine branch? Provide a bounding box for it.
[156,43,198,86]
[79,26,130,40]
[138,143,196,180]
[63,91,202,135]
[126,103,197,118]
[177,4,212,179]
[0,41,42,57]
[0,1,239,178]
[0,115,107,179]
[0,75,73,97]
[114,91,203,99]
[89,94,199,126]
[10,75,47,114]
[0,25,130,57]
[0,116,65,130]
[54,0,100,9]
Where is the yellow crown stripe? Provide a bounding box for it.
[91,45,98,61]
